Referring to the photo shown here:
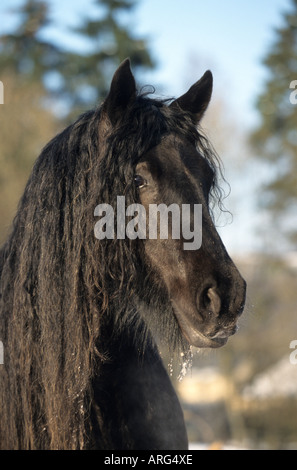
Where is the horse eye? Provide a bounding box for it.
[134,175,147,188]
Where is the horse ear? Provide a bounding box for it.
[103,58,137,126]
[170,70,213,123]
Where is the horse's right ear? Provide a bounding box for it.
[103,58,136,126]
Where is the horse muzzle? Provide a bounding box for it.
[172,275,246,349]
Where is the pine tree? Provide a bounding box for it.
[251,0,297,243]
[0,0,62,82]
[0,0,154,117]
[63,0,154,115]
[0,0,154,240]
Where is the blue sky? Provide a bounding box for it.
[137,0,292,127]
[0,0,293,126]
[0,0,294,254]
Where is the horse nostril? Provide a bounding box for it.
[201,286,221,316]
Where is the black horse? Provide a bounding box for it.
[0,59,246,450]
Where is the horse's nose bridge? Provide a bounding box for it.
[216,260,247,316]
[183,220,246,315]
[199,216,247,317]
[197,244,246,316]
[231,271,247,315]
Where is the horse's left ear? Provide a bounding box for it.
[170,70,213,123]
[103,58,137,126]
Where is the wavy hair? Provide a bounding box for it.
[0,90,225,449]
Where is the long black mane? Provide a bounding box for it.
[0,90,224,449]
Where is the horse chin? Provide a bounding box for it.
[172,303,232,349]
[179,324,229,349]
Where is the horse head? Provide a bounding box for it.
[101,59,246,349]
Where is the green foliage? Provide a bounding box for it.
[0,0,154,241]
[0,72,58,244]
[251,0,297,241]
[65,0,154,116]
[0,1,61,81]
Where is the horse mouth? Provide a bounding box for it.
[172,303,238,349]
[178,323,232,349]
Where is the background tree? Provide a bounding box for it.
[0,0,61,242]
[65,0,154,116]
[0,0,154,242]
[0,73,57,242]
[250,0,297,245]
[0,0,58,79]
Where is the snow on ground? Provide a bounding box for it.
[243,356,297,400]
